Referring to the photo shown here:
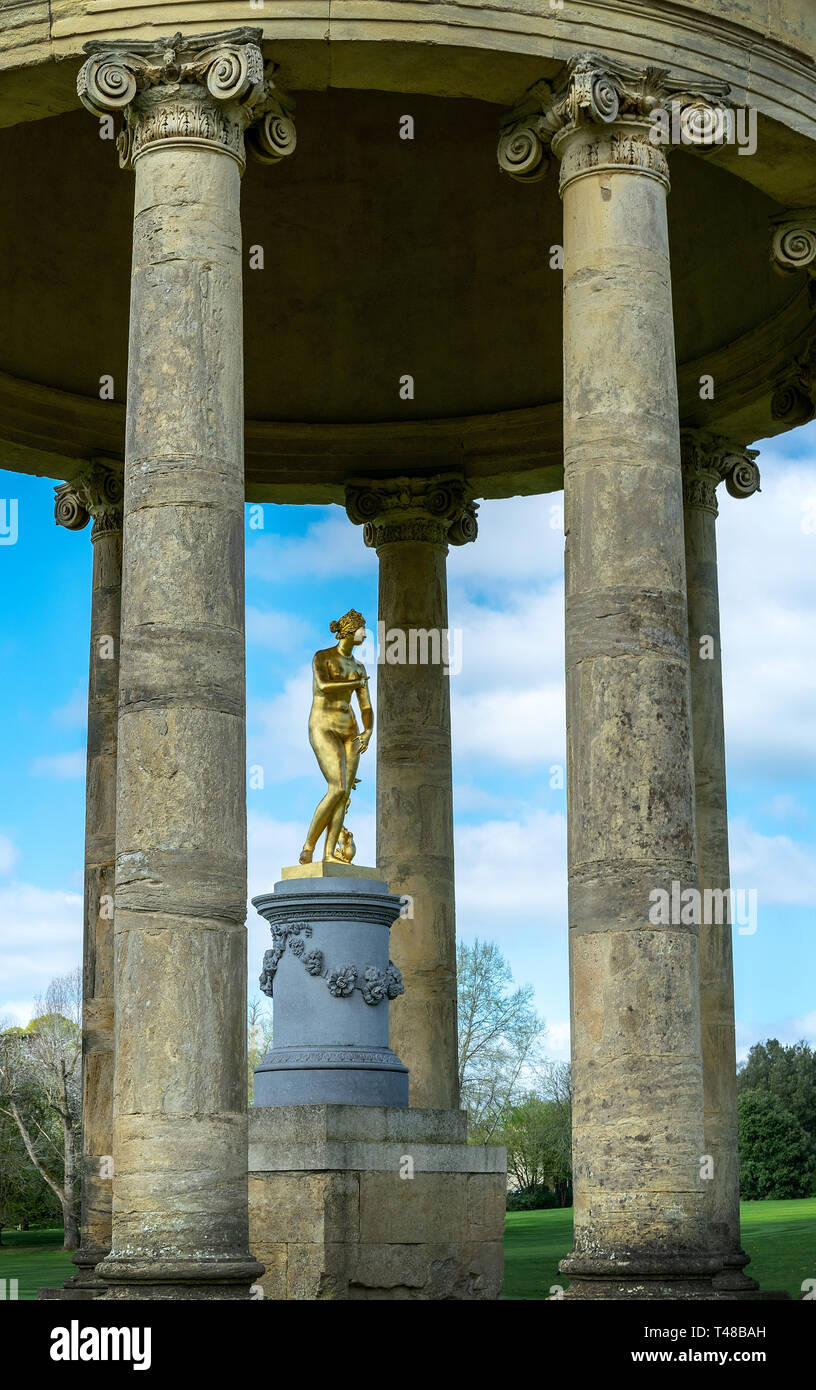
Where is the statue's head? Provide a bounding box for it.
[329,609,366,645]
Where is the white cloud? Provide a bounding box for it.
[544,1018,571,1061]
[247,667,315,783]
[0,831,19,876]
[455,810,568,932]
[450,583,565,767]
[247,512,374,583]
[718,458,816,779]
[245,494,565,593]
[0,1000,35,1028]
[29,752,85,779]
[729,818,816,907]
[767,793,810,825]
[450,493,565,588]
[246,606,314,651]
[736,1010,816,1063]
[52,689,88,728]
[0,881,82,1000]
[453,686,565,767]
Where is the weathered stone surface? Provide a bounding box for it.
[554,66,712,1297]
[682,434,758,1292]
[54,464,122,1290]
[360,1172,469,1244]
[357,486,469,1111]
[251,1235,505,1301]
[85,38,265,1300]
[249,1105,505,1300]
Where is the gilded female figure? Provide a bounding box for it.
[300,608,373,864]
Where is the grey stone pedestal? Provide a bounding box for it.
[248,1105,506,1299]
[253,875,409,1107]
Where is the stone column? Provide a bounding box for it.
[77,29,295,1300]
[500,55,730,1297]
[54,463,123,1289]
[681,434,761,1292]
[345,477,478,1111]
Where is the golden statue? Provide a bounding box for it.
[300,609,373,865]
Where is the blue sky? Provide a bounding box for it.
[1,423,815,1062]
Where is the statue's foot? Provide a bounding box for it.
[299,847,313,865]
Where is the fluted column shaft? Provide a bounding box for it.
[77,29,295,1298]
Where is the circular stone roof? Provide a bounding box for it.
[0,1,814,499]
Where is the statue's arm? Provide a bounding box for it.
[313,652,362,693]
[356,670,374,748]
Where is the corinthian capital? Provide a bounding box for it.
[497,52,730,187]
[54,462,124,540]
[680,434,760,515]
[77,28,296,171]
[345,475,479,550]
[770,210,816,282]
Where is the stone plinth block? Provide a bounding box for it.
[248,1104,506,1300]
[253,876,409,1107]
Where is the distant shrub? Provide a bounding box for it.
[506,1188,558,1211]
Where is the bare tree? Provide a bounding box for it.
[457,938,545,1143]
[0,968,82,1248]
[247,994,274,1104]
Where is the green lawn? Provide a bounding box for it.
[0,1229,75,1300]
[502,1198,816,1300]
[3,1200,814,1300]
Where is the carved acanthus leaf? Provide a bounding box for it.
[54,462,124,538]
[498,51,731,183]
[77,30,296,171]
[680,433,760,514]
[345,474,478,549]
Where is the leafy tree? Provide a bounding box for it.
[737,1088,816,1201]
[0,1108,60,1238]
[457,939,545,1143]
[500,1064,573,1207]
[502,1096,555,1192]
[0,969,82,1248]
[737,1039,816,1138]
[539,1062,573,1207]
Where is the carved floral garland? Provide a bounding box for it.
[259,920,403,1006]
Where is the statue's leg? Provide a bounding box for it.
[324,736,362,859]
[301,731,347,860]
